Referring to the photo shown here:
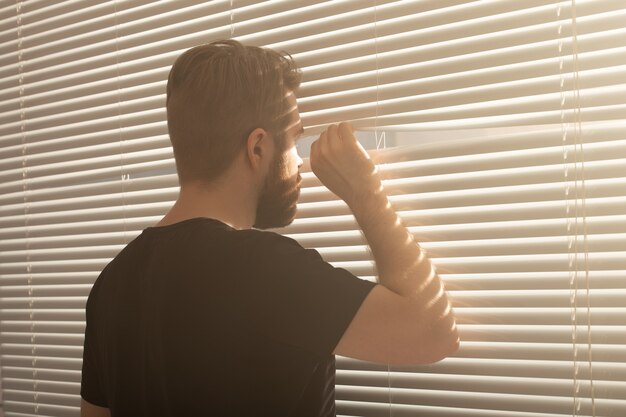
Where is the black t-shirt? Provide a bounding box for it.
[81,217,376,416]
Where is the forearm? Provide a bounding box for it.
[350,189,428,294]
[348,181,432,291]
[310,121,458,359]
[349,184,458,343]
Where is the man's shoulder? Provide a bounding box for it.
[238,227,301,247]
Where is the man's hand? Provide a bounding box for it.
[310,122,382,206]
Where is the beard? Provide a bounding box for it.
[253,152,301,230]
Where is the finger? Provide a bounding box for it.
[318,129,330,156]
[310,138,320,163]
[319,128,328,144]
[338,121,355,142]
[311,138,319,155]
[327,124,339,142]
[312,135,328,164]
[327,124,344,153]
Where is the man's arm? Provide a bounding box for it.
[81,399,111,417]
[310,122,459,365]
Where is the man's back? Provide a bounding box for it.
[81,217,375,416]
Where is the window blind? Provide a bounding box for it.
[0,1,625,416]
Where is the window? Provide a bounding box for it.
[1,1,625,416]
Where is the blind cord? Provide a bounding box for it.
[230,0,235,38]
[558,1,595,415]
[556,3,582,415]
[113,1,128,245]
[15,0,39,414]
[570,0,596,414]
[369,1,394,415]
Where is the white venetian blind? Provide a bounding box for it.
[0,1,625,416]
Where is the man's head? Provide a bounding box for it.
[166,40,304,229]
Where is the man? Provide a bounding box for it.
[81,39,458,417]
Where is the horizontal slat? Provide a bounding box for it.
[335,386,624,416]
[443,271,626,290]
[0,310,86,322]
[337,356,626,381]
[336,400,594,417]
[0,159,175,195]
[0,177,178,210]
[0,230,145,250]
[0,119,169,156]
[1,378,79,396]
[0,259,112,273]
[450,289,626,308]
[0,134,171,173]
[0,372,80,397]
[0,107,166,148]
[2,355,82,371]
[297,196,626,228]
[291,214,626,247]
[2,400,78,417]
[0,356,82,371]
[338,371,616,398]
[0,146,173,186]
[0,272,98,286]
[455,324,626,344]
[0,332,84,346]
[0,285,93,297]
[0,216,162,239]
[455,341,626,362]
[373,121,626,161]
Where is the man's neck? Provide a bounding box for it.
[156,179,258,230]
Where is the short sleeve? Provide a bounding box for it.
[80,319,108,407]
[252,232,377,356]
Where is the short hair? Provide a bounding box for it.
[166,39,302,183]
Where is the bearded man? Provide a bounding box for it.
[80,39,459,417]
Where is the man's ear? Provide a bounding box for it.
[245,127,272,171]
